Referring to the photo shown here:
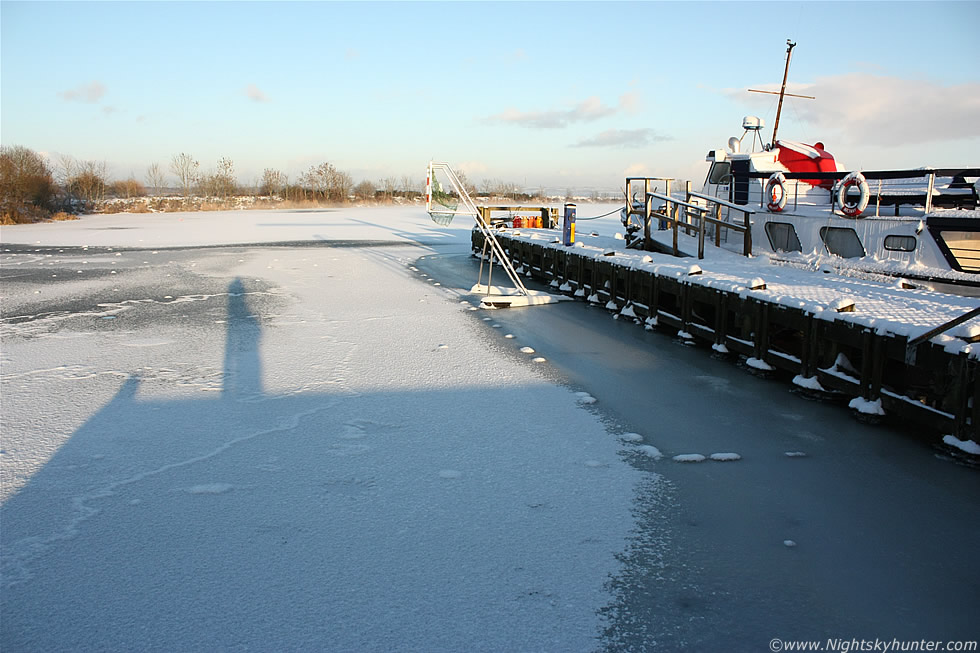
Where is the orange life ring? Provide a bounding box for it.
[766,172,788,212]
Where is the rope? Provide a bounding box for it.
[574,206,625,220]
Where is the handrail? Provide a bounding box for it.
[905,305,980,365]
[738,167,980,181]
[428,162,528,297]
[625,177,754,258]
[646,190,703,213]
[687,190,754,214]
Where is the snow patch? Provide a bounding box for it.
[635,445,663,460]
[792,375,824,391]
[848,396,885,415]
[942,435,980,455]
[746,357,774,371]
[619,432,643,442]
[709,452,741,462]
[672,454,706,463]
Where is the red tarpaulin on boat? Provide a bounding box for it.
[775,140,838,189]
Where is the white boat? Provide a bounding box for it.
[622,42,980,295]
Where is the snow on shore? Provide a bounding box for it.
[1,208,646,650]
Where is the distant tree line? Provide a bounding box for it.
[1,144,546,224]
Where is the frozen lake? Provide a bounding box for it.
[1,207,978,650]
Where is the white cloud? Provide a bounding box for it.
[733,73,980,146]
[245,84,270,102]
[486,96,617,129]
[457,161,488,176]
[618,92,640,114]
[624,163,652,177]
[59,81,106,103]
[574,128,671,148]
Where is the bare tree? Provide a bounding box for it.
[400,174,421,197]
[302,162,334,201]
[71,160,108,205]
[334,170,353,202]
[110,177,146,199]
[354,180,376,200]
[479,177,496,195]
[215,157,236,199]
[145,163,166,196]
[260,168,286,198]
[170,152,199,198]
[0,145,57,219]
[380,177,397,201]
[56,154,76,204]
[454,170,477,196]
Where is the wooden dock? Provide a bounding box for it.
[473,229,980,442]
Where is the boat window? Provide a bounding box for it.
[765,222,802,252]
[731,160,750,205]
[938,230,980,272]
[883,235,917,252]
[819,226,865,259]
[707,161,731,185]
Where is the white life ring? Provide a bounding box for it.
[837,172,870,217]
[765,172,788,212]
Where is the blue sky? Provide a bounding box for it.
[2,1,979,191]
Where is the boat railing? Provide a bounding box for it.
[645,187,752,259]
[624,176,753,259]
[740,167,979,217]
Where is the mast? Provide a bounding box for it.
[748,42,814,147]
[771,40,796,147]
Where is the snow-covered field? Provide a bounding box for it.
[0,208,650,651]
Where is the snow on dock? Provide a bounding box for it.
[481,226,980,440]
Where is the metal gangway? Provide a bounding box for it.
[426,161,565,308]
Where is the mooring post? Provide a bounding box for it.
[972,361,980,440]
[870,332,885,402]
[643,179,652,251]
[800,313,814,378]
[714,203,723,247]
[714,291,728,349]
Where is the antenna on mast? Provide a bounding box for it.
[747,40,815,147]
[773,40,796,146]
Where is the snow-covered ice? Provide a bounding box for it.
[0,207,646,651]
